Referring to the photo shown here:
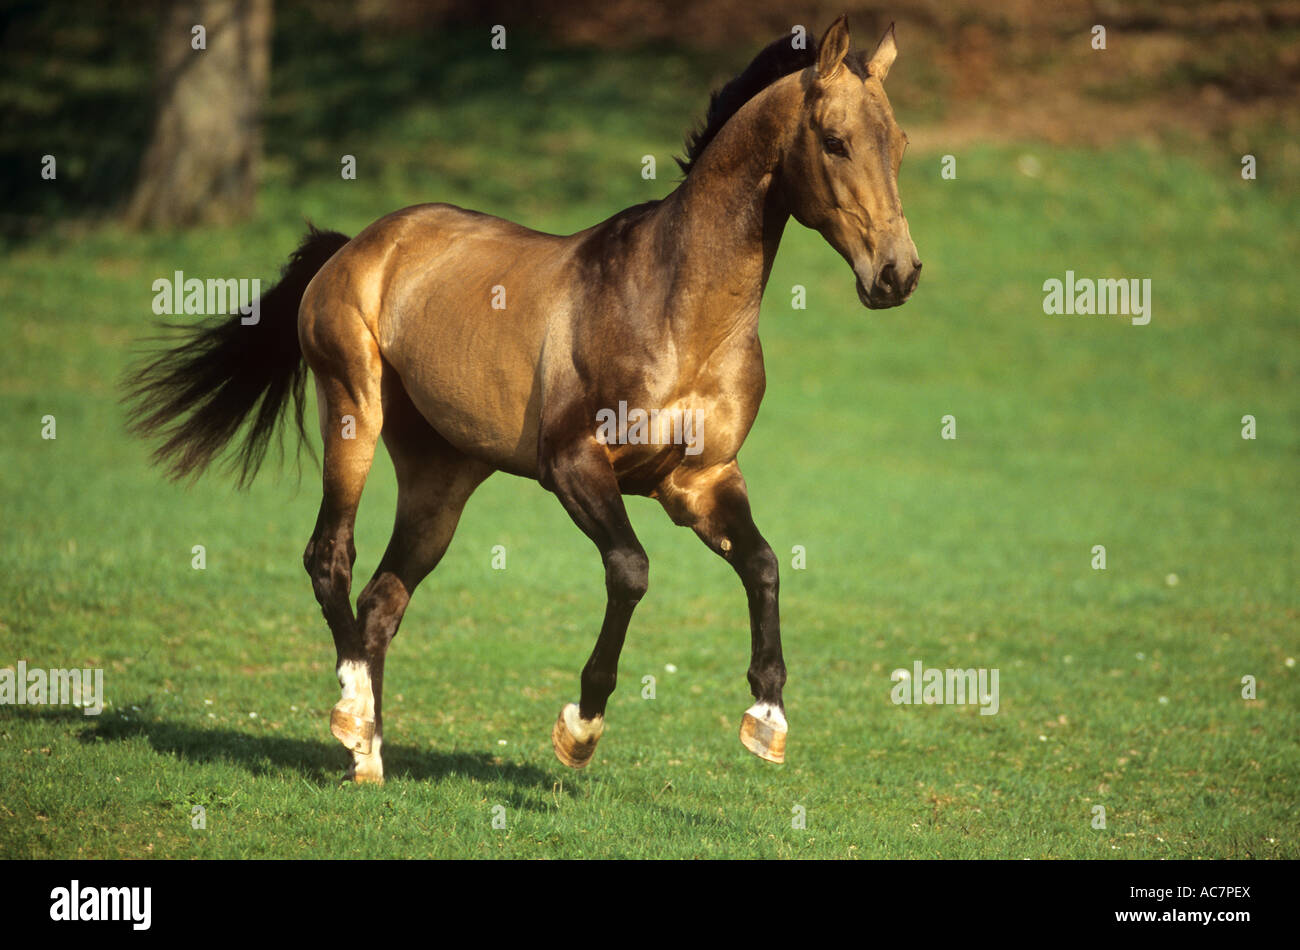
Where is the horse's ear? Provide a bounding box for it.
[816,15,851,82]
[867,22,898,82]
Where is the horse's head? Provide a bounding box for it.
[780,16,921,309]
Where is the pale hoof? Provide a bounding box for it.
[331,705,374,755]
[739,703,787,764]
[342,760,384,785]
[551,702,604,769]
[340,764,384,784]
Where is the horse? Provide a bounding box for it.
[124,15,921,784]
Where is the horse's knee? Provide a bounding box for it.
[604,548,649,605]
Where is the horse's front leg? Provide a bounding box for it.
[658,461,787,763]
[540,426,649,769]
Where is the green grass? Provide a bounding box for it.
[1,29,1297,859]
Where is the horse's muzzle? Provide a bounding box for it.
[858,258,922,309]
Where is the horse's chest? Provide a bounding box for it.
[600,335,764,486]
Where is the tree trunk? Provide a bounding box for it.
[125,0,272,229]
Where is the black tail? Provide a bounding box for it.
[123,225,351,487]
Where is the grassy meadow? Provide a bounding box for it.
[1,26,1296,858]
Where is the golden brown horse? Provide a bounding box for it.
[126,16,920,783]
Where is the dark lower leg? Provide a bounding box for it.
[658,463,788,761]
[687,477,785,710]
[578,546,648,719]
[542,430,648,765]
[344,450,487,778]
[304,503,363,665]
[737,541,784,709]
[355,569,410,732]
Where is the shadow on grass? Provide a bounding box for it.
[61,706,570,809]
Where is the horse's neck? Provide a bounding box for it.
[654,82,794,347]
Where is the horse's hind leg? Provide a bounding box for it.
[300,306,386,778]
[348,383,491,783]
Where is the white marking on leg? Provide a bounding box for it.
[337,661,383,780]
[745,701,787,732]
[352,733,383,782]
[337,659,374,718]
[562,702,604,742]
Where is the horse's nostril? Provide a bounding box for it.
[913,260,922,273]
[878,262,898,292]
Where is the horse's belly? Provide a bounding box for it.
[382,318,543,478]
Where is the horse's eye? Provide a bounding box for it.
[823,136,847,157]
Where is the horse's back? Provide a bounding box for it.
[300,202,576,476]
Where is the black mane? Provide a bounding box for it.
[676,32,868,175]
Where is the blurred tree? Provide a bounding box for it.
[125,0,271,229]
